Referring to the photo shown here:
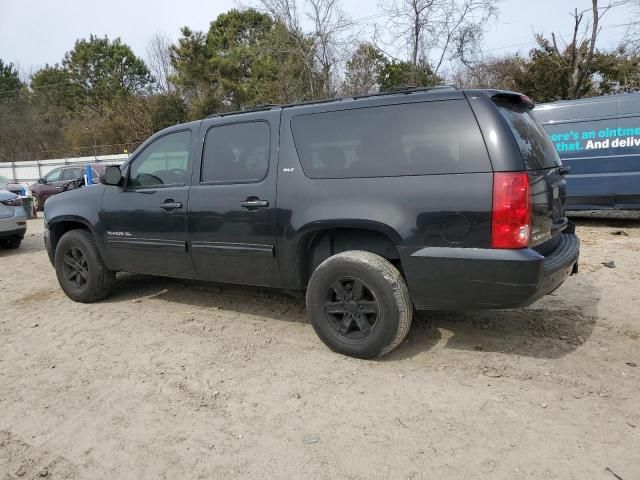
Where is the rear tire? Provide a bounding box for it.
[0,238,21,249]
[306,250,413,358]
[54,229,116,303]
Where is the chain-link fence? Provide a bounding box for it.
[0,154,129,183]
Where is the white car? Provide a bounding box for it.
[0,186,27,249]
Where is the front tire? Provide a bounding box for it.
[54,229,116,303]
[306,251,413,358]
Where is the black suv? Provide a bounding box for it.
[43,87,580,358]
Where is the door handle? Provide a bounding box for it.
[240,199,269,210]
[158,201,183,210]
[55,186,64,191]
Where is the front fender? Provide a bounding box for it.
[44,186,108,264]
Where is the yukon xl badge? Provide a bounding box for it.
[107,231,132,237]
[532,231,550,242]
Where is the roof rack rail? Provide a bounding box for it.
[206,103,281,119]
[205,84,458,118]
[280,85,457,109]
[351,84,457,100]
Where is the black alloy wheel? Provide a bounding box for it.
[62,246,89,290]
[306,250,413,358]
[324,277,380,340]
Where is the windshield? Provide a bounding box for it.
[494,99,561,170]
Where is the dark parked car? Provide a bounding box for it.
[43,87,579,358]
[535,93,640,210]
[30,163,109,211]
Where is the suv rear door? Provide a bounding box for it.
[492,95,568,249]
[188,111,281,287]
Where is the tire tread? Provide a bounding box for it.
[307,250,413,358]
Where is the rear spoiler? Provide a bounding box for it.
[491,91,535,110]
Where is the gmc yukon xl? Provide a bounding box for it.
[43,87,580,358]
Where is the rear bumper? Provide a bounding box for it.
[0,208,27,240]
[0,226,26,240]
[401,233,580,310]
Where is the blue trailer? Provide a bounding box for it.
[534,93,640,210]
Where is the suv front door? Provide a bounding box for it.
[188,112,281,286]
[101,129,195,278]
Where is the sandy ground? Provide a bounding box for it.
[1,215,639,480]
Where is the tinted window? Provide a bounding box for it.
[62,168,82,180]
[45,168,61,182]
[291,100,489,178]
[495,100,560,170]
[201,122,270,183]
[129,131,191,187]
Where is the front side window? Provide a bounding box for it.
[201,122,270,183]
[129,130,191,187]
[45,168,62,183]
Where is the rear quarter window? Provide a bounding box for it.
[62,168,83,181]
[291,100,490,178]
[495,99,561,170]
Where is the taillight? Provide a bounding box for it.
[0,197,22,207]
[491,172,531,249]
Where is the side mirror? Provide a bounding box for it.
[37,178,45,184]
[101,165,124,187]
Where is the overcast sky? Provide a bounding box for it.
[0,0,634,76]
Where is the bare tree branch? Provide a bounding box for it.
[379,0,499,78]
[146,33,174,94]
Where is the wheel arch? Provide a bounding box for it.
[295,221,403,288]
[48,215,102,261]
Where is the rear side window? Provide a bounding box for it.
[62,168,82,181]
[291,100,490,178]
[495,99,560,170]
[201,122,270,183]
